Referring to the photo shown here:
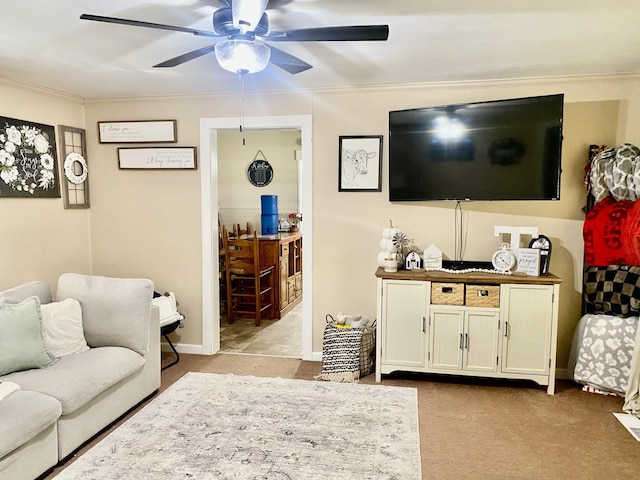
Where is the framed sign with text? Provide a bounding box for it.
[98,120,177,143]
[118,147,197,170]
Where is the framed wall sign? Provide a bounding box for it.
[339,135,382,192]
[118,147,197,170]
[98,120,177,143]
[0,116,60,198]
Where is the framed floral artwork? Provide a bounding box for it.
[338,135,383,192]
[0,116,60,198]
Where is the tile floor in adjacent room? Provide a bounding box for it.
[219,302,303,357]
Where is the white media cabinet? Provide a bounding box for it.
[375,268,561,394]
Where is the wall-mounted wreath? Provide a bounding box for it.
[63,152,88,184]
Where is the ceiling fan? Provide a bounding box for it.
[80,0,389,75]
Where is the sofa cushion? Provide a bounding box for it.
[55,273,154,356]
[2,346,145,416]
[0,280,52,305]
[0,297,56,376]
[41,298,90,357]
[0,390,61,458]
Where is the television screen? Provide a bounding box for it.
[388,94,564,201]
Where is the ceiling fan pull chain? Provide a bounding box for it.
[238,70,246,145]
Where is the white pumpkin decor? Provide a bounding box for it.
[382,224,400,240]
[378,220,402,269]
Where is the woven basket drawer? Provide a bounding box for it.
[465,284,500,308]
[431,282,465,305]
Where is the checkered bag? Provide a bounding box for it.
[583,265,640,316]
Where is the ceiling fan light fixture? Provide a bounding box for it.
[214,39,271,74]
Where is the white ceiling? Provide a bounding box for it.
[2,0,640,99]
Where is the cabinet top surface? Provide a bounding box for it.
[257,232,302,244]
[375,267,561,285]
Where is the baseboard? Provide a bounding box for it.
[161,342,203,355]
[162,346,573,383]
[162,341,322,362]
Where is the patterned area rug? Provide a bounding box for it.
[56,372,421,479]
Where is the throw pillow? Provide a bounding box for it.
[0,297,55,376]
[56,273,154,356]
[583,196,640,266]
[40,298,90,357]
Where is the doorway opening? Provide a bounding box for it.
[199,115,313,360]
[217,128,302,357]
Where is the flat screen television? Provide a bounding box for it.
[388,94,564,202]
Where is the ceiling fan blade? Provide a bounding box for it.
[154,45,217,68]
[265,25,389,42]
[80,14,221,38]
[268,46,312,74]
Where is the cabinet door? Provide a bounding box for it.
[287,277,295,302]
[294,272,302,298]
[429,308,464,370]
[279,255,289,309]
[430,308,499,372]
[501,284,553,375]
[381,280,428,368]
[463,310,499,372]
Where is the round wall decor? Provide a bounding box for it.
[247,159,274,187]
[63,152,88,184]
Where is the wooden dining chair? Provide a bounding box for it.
[233,222,252,237]
[218,226,228,316]
[223,227,275,326]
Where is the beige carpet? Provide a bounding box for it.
[46,353,640,479]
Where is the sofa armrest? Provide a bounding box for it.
[55,273,154,356]
[143,303,161,393]
[0,281,52,304]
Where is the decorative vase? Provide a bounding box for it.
[290,225,298,233]
[384,257,398,273]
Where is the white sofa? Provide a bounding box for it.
[0,274,160,480]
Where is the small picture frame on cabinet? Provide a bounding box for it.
[516,248,540,276]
